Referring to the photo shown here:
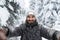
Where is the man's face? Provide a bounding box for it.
[26,14,36,24]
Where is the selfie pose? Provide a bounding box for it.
[0,11,60,40]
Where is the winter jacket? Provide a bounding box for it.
[7,23,60,40]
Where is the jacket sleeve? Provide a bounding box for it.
[7,24,23,37]
[52,31,60,40]
[39,24,56,39]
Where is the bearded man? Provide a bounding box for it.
[0,11,60,40]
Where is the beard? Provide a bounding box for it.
[25,20,38,28]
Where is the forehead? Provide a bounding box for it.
[27,14,35,17]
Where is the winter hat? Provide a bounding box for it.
[26,11,36,16]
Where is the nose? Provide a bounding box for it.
[29,17,33,20]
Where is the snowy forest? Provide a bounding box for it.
[0,0,60,40]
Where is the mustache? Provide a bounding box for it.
[27,20,35,21]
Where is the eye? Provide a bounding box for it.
[32,15,35,18]
[27,15,35,18]
[27,15,29,17]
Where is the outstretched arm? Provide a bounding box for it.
[8,27,22,37]
[7,25,23,37]
[0,24,23,37]
[39,24,60,40]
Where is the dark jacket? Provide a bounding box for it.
[7,23,58,40]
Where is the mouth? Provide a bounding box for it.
[28,20,35,23]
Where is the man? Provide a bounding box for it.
[0,11,60,40]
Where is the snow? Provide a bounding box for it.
[0,7,10,26]
[0,0,5,5]
[0,0,60,40]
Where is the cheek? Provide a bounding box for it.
[33,18,36,21]
[26,18,30,21]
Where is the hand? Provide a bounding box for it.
[58,37,60,40]
[0,29,7,40]
[0,28,7,34]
